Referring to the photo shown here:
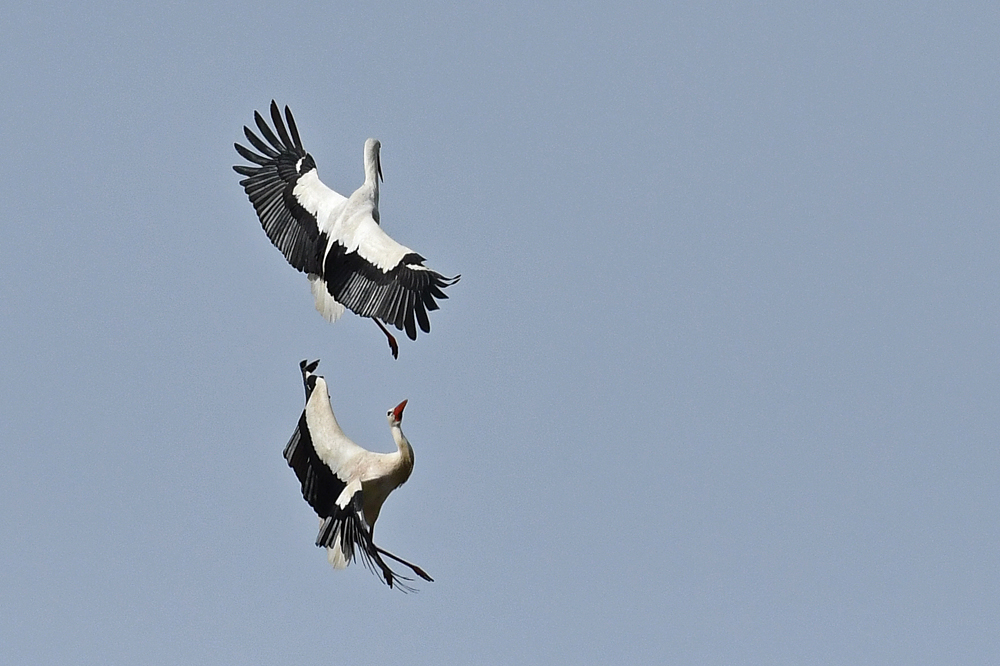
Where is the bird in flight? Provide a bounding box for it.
[283,359,433,590]
[234,102,459,358]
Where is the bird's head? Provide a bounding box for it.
[387,399,407,426]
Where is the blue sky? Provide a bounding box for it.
[2,1,999,664]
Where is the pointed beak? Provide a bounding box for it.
[392,399,407,421]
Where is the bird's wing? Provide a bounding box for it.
[233,101,346,275]
[321,239,461,340]
[283,363,366,518]
[283,410,345,518]
[314,480,424,591]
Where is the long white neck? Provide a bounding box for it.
[390,424,414,483]
[363,138,381,207]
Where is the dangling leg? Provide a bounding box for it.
[375,545,434,581]
[373,318,399,359]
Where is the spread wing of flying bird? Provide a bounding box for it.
[283,359,433,591]
[233,101,459,357]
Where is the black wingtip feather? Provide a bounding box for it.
[415,297,430,333]
[270,101,294,148]
[403,293,417,340]
[284,105,303,149]
[234,142,270,165]
[254,110,283,151]
[244,125,280,158]
[300,359,320,399]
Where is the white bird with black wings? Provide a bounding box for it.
[234,102,459,358]
[283,359,433,591]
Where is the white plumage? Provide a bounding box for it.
[234,102,459,358]
[283,360,432,590]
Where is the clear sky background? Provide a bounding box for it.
[2,1,998,664]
